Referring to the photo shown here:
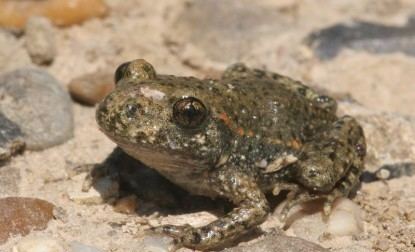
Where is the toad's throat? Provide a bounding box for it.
[107,134,215,195]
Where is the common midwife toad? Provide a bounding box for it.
[96,59,366,250]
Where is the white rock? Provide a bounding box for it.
[13,237,66,252]
[326,198,363,236]
[279,197,363,242]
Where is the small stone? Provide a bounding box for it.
[0,68,73,150]
[222,231,328,252]
[0,197,55,244]
[113,195,138,214]
[70,241,103,252]
[13,237,66,252]
[0,0,109,29]
[25,16,56,65]
[68,71,114,106]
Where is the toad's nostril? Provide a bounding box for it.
[308,167,319,177]
[125,104,138,118]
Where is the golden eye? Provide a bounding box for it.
[173,97,207,129]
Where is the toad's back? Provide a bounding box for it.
[187,66,338,146]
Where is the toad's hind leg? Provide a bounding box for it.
[322,164,363,215]
[281,116,366,219]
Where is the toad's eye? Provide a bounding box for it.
[173,97,208,129]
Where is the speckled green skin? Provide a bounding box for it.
[96,59,366,251]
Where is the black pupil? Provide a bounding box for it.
[173,97,206,128]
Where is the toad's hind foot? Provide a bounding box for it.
[280,116,365,220]
[280,164,363,221]
[279,189,320,221]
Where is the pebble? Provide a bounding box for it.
[0,30,32,72]
[68,71,114,106]
[25,16,56,65]
[0,68,73,150]
[222,231,328,252]
[13,237,65,252]
[0,197,55,244]
[70,241,104,252]
[0,0,108,29]
[0,111,25,163]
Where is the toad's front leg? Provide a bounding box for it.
[152,167,270,251]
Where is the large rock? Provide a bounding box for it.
[0,68,73,150]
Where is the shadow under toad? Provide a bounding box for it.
[88,147,232,217]
[88,149,414,217]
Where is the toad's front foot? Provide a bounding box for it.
[150,168,270,251]
[151,224,210,251]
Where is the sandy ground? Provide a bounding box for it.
[1,0,415,251]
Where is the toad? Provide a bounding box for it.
[96,59,366,250]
